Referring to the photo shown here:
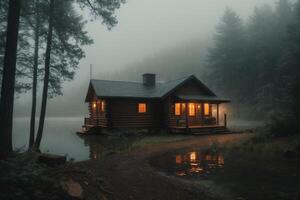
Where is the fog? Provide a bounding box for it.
[14,0,276,117]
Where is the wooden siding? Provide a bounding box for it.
[174,79,213,96]
[108,99,162,129]
[165,78,216,128]
[87,95,108,127]
[85,77,223,130]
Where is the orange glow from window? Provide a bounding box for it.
[175,103,181,116]
[188,103,195,116]
[176,155,182,164]
[197,104,201,110]
[101,101,105,112]
[138,103,147,113]
[93,102,97,109]
[190,152,197,162]
[204,103,210,115]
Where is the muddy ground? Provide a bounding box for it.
[72,133,249,200]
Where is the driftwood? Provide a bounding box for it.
[38,153,66,166]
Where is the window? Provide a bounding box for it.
[188,103,195,116]
[138,103,147,113]
[92,102,97,109]
[101,101,105,112]
[175,103,181,116]
[204,103,210,115]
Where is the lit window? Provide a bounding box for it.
[176,155,182,164]
[138,103,147,113]
[101,101,105,112]
[188,103,195,116]
[175,103,181,116]
[190,152,197,162]
[92,102,97,109]
[204,103,210,115]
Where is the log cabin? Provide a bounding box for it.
[83,74,230,134]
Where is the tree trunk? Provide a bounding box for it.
[34,0,54,150]
[29,0,40,149]
[0,0,21,159]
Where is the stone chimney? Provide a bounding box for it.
[142,73,156,87]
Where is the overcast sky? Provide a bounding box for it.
[15,0,277,116]
[78,0,276,81]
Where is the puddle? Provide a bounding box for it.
[150,149,225,178]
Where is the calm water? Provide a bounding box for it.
[150,149,225,178]
[13,117,258,162]
[13,117,137,161]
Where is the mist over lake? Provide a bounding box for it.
[13,117,89,161]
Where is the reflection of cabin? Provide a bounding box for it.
[83,74,230,133]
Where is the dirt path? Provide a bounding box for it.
[77,133,249,200]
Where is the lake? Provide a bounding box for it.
[13,117,91,161]
[13,117,262,162]
[13,117,142,161]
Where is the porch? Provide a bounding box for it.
[168,95,230,133]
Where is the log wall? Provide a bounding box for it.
[108,98,162,129]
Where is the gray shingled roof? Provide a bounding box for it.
[88,75,229,102]
[176,95,230,103]
[90,76,189,98]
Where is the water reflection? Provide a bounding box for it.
[151,150,225,177]
[79,135,139,160]
[174,151,224,176]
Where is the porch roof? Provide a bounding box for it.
[176,95,230,103]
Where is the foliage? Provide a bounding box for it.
[1,0,126,97]
[48,0,93,97]
[207,0,300,133]
[273,0,300,135]
[76,0,126,30]
[207,8,246,101]
[0,0,7,92]
[0,153,78,200]
[0,154,48,200]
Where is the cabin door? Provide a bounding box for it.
[195,103,203,126]
[187,103,202,127]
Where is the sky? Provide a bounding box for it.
[79,0,276,80]
[14,0,277,116]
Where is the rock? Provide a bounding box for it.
[61,179,83,199]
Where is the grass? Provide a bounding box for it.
[131,134,192,149]
[205,131,300,200]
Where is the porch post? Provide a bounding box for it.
[224,113,227,128]
[185,101,189,132]
[217,104,219,125]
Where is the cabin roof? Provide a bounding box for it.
[176,95,230,103]
[86,75,226,102]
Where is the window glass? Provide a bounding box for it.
[138,103,147,113]
[175,103,181,116]
[204,103,210,115]
[188,103,195,116]
[101,101,105,112]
